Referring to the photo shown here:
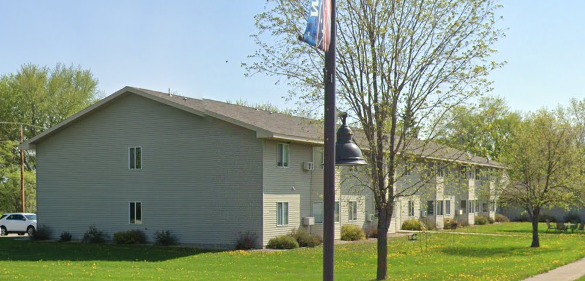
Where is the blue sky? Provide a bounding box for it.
[1,1,583,113]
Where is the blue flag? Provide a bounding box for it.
[301,0,331,52]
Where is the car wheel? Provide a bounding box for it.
[0,226,6,236]
[27,226,35,236]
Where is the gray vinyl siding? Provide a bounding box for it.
[262,140,314,245]
[35,93,263,248]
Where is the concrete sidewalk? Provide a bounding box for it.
[523,257,585,281]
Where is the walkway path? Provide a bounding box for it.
[523,257,585,281]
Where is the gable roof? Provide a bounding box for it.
[20,86,506,169]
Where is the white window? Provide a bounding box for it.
[469,200,475,213]
[314,147,324,168]
[475,167,481,180]
[129,202,142,224]
[408,200,415,217]
[335,201,340,223]
[349,201,358,221]
[475,200,480,213]
[482,201,489,213]
[446,200,451,215]
[277,143,289,167]
[427,201,434,215]
[277,202,289,225]
[460,200,467,213]
[129,147,142,169]
[436,200,444,216]
[313,202,323,223]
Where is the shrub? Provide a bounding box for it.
[82,226,109,244]
[267,235,299,249]
[290,230,322,247]
[459,221,469,227]
[564,212,581,223]
[420,217,436,230]
[235,231,258,250]
[443,218,458,230]
[495,214,510,223]
[475,215,489,225]
[539,213,557,222]
[113,229,147,245]
[365,227,378,238]
[401,219,424,231]
[154,230,178,246]
[341,225,366,241]
[29,224,51,241]
[59,231,72,242]
[488,216,495,224]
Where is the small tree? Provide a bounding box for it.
[500,109,584,247]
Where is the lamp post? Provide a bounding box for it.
[323,0,368,272]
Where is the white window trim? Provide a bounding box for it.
[349,201,358,221]
[445,200,451,215]
[276,202,289,226]
[128,146,143,170]
[129,201,143,225]
[277,143,290,168]
[334,201,340,223]
[436,200,444,216]
[313,201,324,224]
[408,200,415,217]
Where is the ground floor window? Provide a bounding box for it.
[408,200,415,217]
[334,201,340,223]
[436,200,444,216]
[460,200,467,214]
[313,202,323,223]
[277,202,289,226]
[427,201,434,216]
[349,201,358,221]
[129,202,142,224]
[482,201,489,213]
[446,200,451,215]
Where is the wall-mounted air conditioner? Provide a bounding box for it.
[367,214,375,222]
[303,217,315,226]
[303,161,314,171]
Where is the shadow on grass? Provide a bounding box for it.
[439,245,562,258]
[0,237,223,262]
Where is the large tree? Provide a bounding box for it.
[0,63,100,212]
[247,0,503,279]
[500,109,584,248]
[435,96,521,161]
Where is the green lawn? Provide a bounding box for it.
[1,223,585,280]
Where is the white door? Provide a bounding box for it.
[6,214,26,232]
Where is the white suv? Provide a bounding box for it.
[0,213,37,236]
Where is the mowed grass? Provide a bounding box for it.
[1,223,585,280]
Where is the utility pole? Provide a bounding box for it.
[20,124,25,213]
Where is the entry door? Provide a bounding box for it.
[7,214,26,232]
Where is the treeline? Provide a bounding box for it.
[0,63,100,213]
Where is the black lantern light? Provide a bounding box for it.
[335,112,367,166]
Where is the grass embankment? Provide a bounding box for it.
[1,223,584,280]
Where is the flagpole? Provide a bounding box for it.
[323,0,336,280]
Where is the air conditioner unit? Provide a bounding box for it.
[303,161,314,171]
[367,214,375,222]
[303,217,315,226]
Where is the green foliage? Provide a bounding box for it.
[59,231,72,242]
[421,217,437,230]
[2,223,585,280]
[475,215,489,225]
[436,96,521,161]
[443,218,458,230]
[113,230,147,245]
[82,226,109,244]
[341,225,366,241]
[365,227,379,238]
[0,63,100,213]
[154,230,178,246]
[235,231,258,250]
[289,230,322,248]
[266,235,299,249]
[564,212,581,224]
[29,224,51,241]
[495,214,510,223]
[402,218,424,231]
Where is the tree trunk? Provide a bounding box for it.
[531,208,540,248]
[376,207,391,280]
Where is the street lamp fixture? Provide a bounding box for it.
[335,112,367,166]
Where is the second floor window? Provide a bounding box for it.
[129,147,142,169]
[277,143,289,167]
